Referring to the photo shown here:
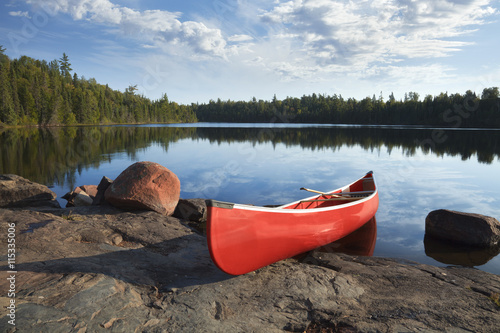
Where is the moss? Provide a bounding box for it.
[489,293,500,307]
[61,211,81,221]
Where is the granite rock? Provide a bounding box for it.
[0,174,59,208]
[0,205,498,333]
[104,162,180,215]
[426,209,500,247]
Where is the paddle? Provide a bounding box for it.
[300,187,375,197]
[300,197,363,203]
[300,187,342,198]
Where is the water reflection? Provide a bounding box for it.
[314,217,377,257]
[1,125,499,189]
[424,235,500,267]
[0,126,195,189]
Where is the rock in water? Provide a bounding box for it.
[104,162,180,215]
[0,174,60,208]
[425,209,500,247]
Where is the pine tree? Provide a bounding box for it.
[59,53,72,78]
[0,45,7,62]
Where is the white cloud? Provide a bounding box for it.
[21,0,498,68]
[25,0,229,57]
[259,0,498,68]
[228,34,254,42]
[9,11,31,18]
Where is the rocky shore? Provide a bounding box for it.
[1,175,499,332]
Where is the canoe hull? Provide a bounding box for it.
[207,172,379,275]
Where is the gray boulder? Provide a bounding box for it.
[0,174,59,208]
[173,198,207,222]
[426,209,500,247]
[92,176,113,206]
[173,198,208,233]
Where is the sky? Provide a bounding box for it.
[1,0,499,104]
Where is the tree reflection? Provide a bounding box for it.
[1,125,498,187]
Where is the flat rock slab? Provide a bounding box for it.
[1,206,499,332]
[0,174,59,208]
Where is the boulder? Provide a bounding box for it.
[104,162,180,215]
[173,198,207,223]
[63,185,99,207]
[79,185,98,198]
[0,174,59,208]
[425,209,500,247]
[92,176,113,206]
[73,192,93,206]
[173,198,207,234]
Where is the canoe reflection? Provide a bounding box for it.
[424,235,500,267]
[312,217,377,256]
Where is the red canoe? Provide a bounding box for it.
[206,171,379,275]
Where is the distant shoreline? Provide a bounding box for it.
[3,121,500,131]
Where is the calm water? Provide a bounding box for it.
[1,123,499,274]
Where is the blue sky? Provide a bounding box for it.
[1,0,499,104]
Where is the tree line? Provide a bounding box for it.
[1,48,499,128]
[0,48,197,126]
[195,90,500,128]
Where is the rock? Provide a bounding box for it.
[92,176,113,206]
[426,209,500,247]
[0,174,60,208]
[173,198,207,233]
[79,185,98,198]
[62,190,77,207]
[63,185,98,207]
[174,198,207,222]
[104,162,180,215]
[73,192,93,206]
[1,176,500,332]
[1,204,499,332]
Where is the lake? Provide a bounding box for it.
[1,123,499,274]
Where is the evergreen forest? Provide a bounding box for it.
[1,48,499,128]
[195,90,500,128]
[0,48,197,126]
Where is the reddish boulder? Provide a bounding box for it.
[104,162,180,215]
[79,185,98,198]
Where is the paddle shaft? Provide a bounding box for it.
[300,197,364,203]
[300,187,341,198]
[300,187,374,197]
